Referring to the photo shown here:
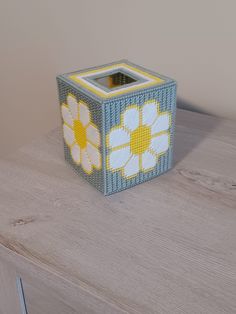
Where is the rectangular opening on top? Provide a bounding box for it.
[94,71,137,89]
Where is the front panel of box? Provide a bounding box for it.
[104,84,176,195]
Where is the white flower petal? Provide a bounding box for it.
[81,149,92,174]
[67,94,78,119]
[87,143,101,169]
[142,151,156,171]
[150,133,169,154]
[109,147,131,170]
[108,127,130,148]
[123,107,139,131]
[142,102,158,126]
[123,155,139,178]
[151,113,171,135]
[61,105,73,127]
[79,101,90,126]
[71,144,80,164]
[86,124,100,147]
[63,124,75,146]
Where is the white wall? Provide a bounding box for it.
[1,0,235,156]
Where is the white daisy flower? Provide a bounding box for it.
[107,100,171,179]
[61,93,101,174]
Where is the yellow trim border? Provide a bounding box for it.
[69,63,165,98]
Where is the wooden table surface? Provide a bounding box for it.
[0,109,236,314]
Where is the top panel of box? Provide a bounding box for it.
[57,60,176,100]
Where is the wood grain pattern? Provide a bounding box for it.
[0,246,127,314]
[0,109,236,314]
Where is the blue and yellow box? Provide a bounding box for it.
[57,60,176,195]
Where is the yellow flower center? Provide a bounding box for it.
[73,120,87,149]
[130,125,151,155]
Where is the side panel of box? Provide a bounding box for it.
[103,84,177,195]
[57,77,105,193]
